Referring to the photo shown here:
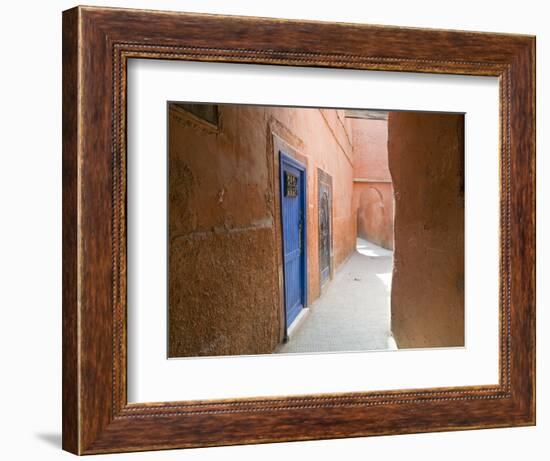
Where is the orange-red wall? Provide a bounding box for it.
[168,104,356,357]
[274,107,357,291]
[388,112,465,348]
[351,118,394,250]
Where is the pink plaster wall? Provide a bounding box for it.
[352,118,391,180]
[351,118,394,250]
[353,182,394,249]
[270,107,357,291]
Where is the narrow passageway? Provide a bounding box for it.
[277,238,397,354]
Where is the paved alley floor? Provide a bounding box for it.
[277,238,397,354]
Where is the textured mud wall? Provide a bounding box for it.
[388,112,465,348]
[168,105,280,357]
[351,118,394,250]
[168,104,356,357]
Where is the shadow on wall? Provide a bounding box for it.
[350,116,394,251]
[356,185,394,250]
[388,111,465,349]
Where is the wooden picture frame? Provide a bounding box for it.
[62,5,535,455]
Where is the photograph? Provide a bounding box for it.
[167,102,465,358]
[47,3,536,455]
[0,0,542,455]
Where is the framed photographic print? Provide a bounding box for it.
[62,5,535,455]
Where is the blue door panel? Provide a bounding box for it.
[280,152,307,330]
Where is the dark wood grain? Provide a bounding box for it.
[62,5,536,455]
[61,7,79,454]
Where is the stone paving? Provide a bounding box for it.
[277,238,397,354]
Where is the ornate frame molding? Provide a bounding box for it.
[62,6,535,454]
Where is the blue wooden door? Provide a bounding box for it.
[280,152,307,330]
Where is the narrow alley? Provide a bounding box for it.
[277,238,397,354]
[168,102,464,358]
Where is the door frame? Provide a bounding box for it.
[279,150,308,335]
[317,168,333,289]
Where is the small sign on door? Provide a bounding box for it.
[285,172,298,197]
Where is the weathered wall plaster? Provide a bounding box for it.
[388,112,465,348]
[168,104,356,357]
